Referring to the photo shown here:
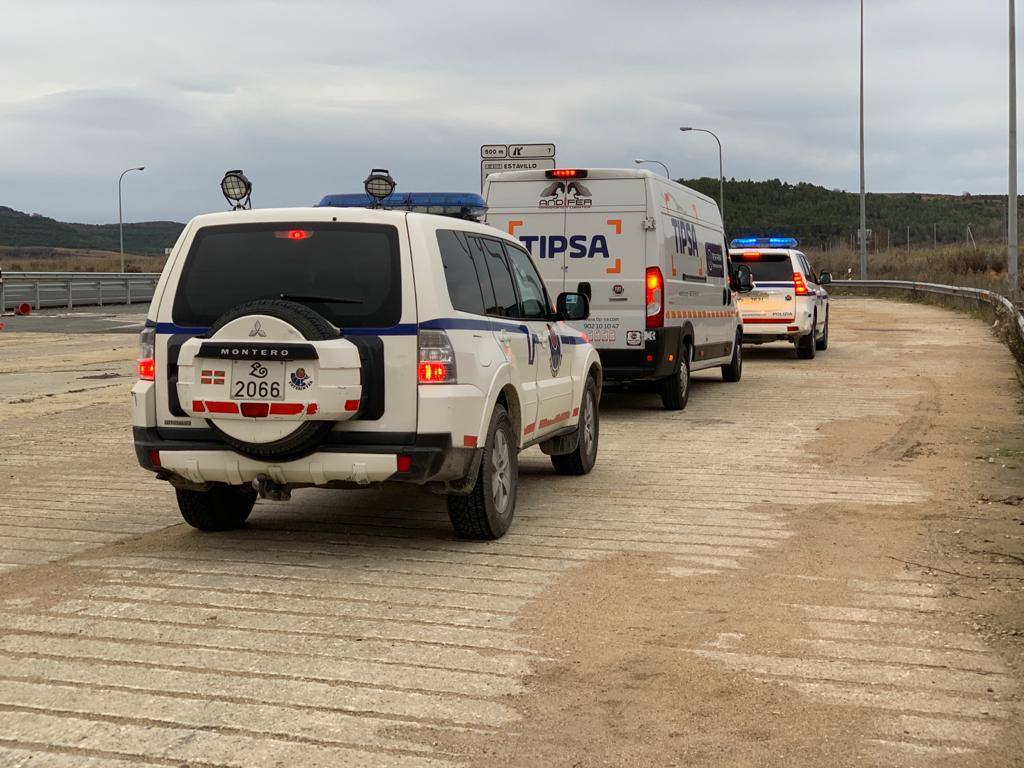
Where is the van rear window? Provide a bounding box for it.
[731,253,793,282]
[172,222,401,328]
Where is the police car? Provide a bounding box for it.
[728,237,832,359]
[131,170,602,540]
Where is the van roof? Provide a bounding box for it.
[485,168,718,206]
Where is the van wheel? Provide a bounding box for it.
[796,314,817,359]
[176,485,256,531]
[816,313,830,351]
[659,342,691,410]
[721,332,743,382]
[447,404,518,540]
[551,376,599,475]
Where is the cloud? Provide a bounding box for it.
[0,0,1017,223]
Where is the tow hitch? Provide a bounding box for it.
[252,473,292,501]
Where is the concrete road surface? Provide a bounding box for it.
[0,297,1021,767]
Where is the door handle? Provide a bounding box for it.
[532,334,543,346]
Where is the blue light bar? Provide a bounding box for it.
[729,237,799,249]
[317,192,487,218]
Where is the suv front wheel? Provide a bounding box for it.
[176,485,257,531]
[447,404,518,540]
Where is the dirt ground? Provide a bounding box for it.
[414,298,1024,767]
[0,297,1021,767]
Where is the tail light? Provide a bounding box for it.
[646,267,664,329]
[137,327,156,381]
[793,272,809,296]
[418,329,457,384]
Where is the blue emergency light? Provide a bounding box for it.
[317,192,487,219]
[729,237,799,249]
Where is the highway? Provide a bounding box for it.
[0,297,1022,767]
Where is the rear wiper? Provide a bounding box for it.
[279,293,363,305]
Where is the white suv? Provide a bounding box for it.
[728,238,831,359]
[132,184,602,540]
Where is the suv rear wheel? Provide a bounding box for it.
[660,341,691,410]
[796,313,817,359]
[447,404,518,539]
[816,312,830,351]
[176,485,257,531]
[551,376,599,475]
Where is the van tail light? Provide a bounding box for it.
[418,329,457,384]
[646,267,664,329]
[138,327,156,381]
[793,272,809,296]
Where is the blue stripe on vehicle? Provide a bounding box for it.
[152,317,587,344]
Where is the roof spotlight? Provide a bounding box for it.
[363,168,396,207]
[221,169,252,210]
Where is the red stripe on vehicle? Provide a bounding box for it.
[205,401,239,414]
[463,436,478,447]
[192,400,206,413]
[344,399,360,412]
[306,403,319,415]
[269,402,305,416]
[524,423,536,435]
[539,411,570,429]
[572,407,579,417]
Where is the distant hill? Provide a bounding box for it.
[679,178,1010,249]
[1,179,1013,257]
[0,206,184,255]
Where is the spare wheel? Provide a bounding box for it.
[176,299,363,461]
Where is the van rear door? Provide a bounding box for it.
[560,177,647,350]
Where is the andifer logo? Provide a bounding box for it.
[538,180,592,209]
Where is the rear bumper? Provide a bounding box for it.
[741,317,810,342]
[133,427,477,487]
[597,327,681,381]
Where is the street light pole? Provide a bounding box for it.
[633,158,671,178]
[679,127,724,222]
[118,166,145,274]
[1010,0,1019,300]
[860,0,868,280]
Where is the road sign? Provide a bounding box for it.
[507,143,556,159]
[480,144,508,159]
[480,158,556,190]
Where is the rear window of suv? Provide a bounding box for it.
[173,222,401,328]
[730,252,793,282]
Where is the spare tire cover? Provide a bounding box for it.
[185,299,362,461]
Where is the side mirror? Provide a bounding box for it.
[818,271,832,285]
[731,264,754,293]
[556,291,589,321]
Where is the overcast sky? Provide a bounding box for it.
[0,0,1018,223]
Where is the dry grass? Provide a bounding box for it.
[807,240,1021,296]
[0,246,166,274]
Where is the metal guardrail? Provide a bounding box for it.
[0,272,160,312]
[833,279,1024,359]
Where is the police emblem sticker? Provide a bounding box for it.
[289,367,313,391]
[547,326,563,376]
[626,330,643,346]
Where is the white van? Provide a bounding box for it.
[484,168,749,409]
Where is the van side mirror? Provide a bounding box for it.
[556,291,589,321]
[731,264,754,293]
[818,271,832,285]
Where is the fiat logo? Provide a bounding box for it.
[612,284,624,295]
